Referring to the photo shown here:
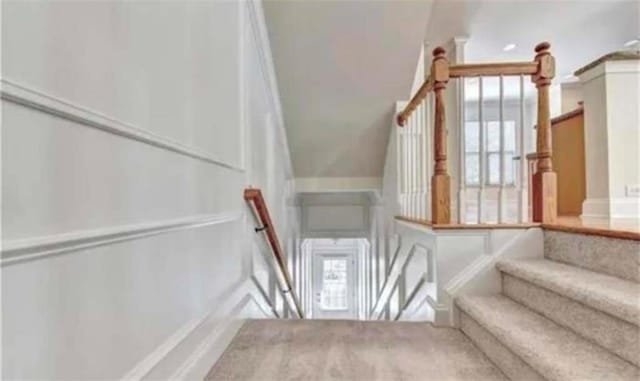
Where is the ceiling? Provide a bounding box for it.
[426,0,639,81]
[263,0,433,178]
[264,0,638,180]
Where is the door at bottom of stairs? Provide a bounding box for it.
[312,252,358,320]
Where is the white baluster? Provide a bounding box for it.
[518,74,527,222]
[396,124,404,216]
[412,112,418,218]
[477,77,485,223]
[420,101,427,219]
[498,75,506,223]
[458,77,467,223]
[427,93,434,221]
[404,121,410,216]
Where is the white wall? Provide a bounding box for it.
[299,193,371,239]
[579,58,640,222]
[1,1,296,379]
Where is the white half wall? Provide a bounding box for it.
[1,1,295,379]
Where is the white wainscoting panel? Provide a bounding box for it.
[1,0,294,379]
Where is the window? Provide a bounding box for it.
[465,121,516,186]
[320,259,348,310]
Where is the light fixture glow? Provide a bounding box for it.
[623,39,639,47]
[503,43,517,52]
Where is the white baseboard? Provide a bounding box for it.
[443,228,544,327]
[123,278,275,381]
[582,197,640,222]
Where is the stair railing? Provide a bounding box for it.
[244,188,304,318]
[396,42,557,224]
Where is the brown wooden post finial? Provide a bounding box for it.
[531,41,557,223]
[396,113,406,127]
[430,46,451,224]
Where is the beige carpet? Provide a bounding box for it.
[206,319,507,381]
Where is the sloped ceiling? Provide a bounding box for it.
[263,0,433,178]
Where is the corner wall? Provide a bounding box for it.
[1,1,295,379]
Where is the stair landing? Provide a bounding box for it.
[206,319,507,381]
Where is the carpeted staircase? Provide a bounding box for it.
[457,230,640,381]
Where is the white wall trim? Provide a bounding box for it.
[1,211,243,267]
[582,197,640,222]
[123,277,275,381]
[245,0,294,179]
[0,79,244,172]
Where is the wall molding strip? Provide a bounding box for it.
[245,0,294,179]
[0,78,244,172]
[1,211,243,267]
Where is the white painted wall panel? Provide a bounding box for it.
[1,1,294,379]
[2,1,242,168]
[305,205,366,232]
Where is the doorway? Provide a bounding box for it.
[312,252,357,319]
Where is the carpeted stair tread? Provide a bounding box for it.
[497,258,640,325]
[457,295,640,381]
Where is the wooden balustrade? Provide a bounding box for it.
[244,188,304,318]
[396,41,557,225]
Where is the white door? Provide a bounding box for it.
[312,253,357,319]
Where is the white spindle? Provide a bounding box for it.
[477,77,485,223]
[409,114,415,218]
[498,75,506,223]
[416,105,423,218]
[395,124,402,216]
[403,127,409,216]
[412,111,418,218]
[420,101,427,219]
[427,93,433,220]
[458,77,466,223]
[414,105,421,218]
[518,74,527,222]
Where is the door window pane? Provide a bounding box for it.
[320,259,348,310]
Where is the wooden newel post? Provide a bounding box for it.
[531,42,557,223]
[431,47,451,224]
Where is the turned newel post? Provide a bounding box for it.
[531,42,557,223]
[431,47,450,224]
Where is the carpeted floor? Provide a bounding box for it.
[206,319,507,381]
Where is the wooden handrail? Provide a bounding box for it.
[397,61,539,125]
[396,76,433,126]
[449,61,538,77]
[244,188,304,318]
[550,106,583,125]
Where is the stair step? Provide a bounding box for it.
[457,295,639,381]
[496,258,640,325]
[502,273,640,366]
[544,230,640,282]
